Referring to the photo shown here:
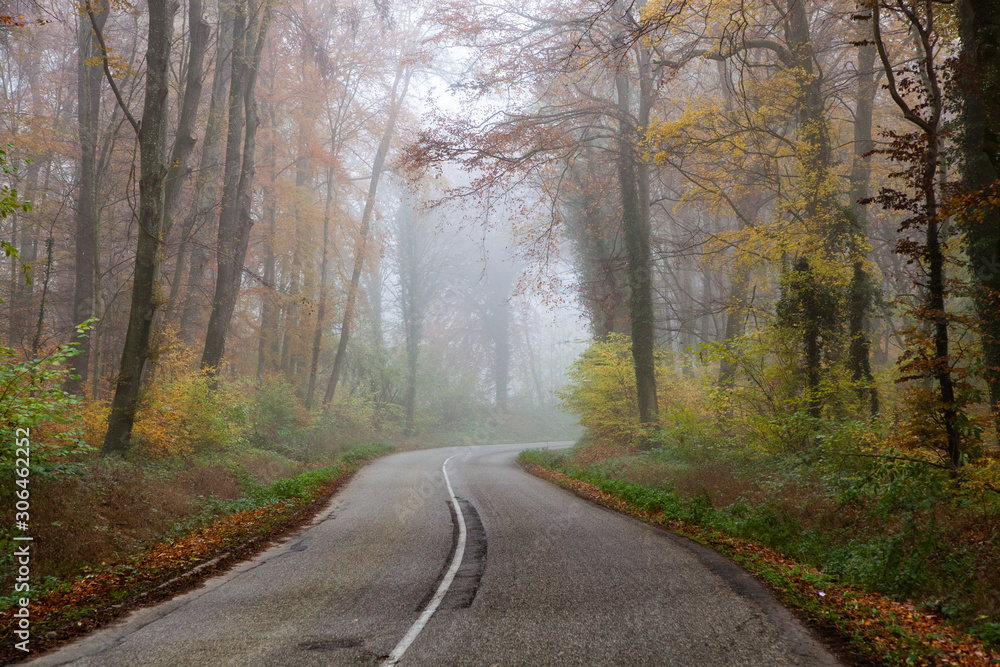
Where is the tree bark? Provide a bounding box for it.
[960,0,1000,427]
[305,167,335,407]
[615,65,658,425]
[168,10,232,328]
[162,0,209,239]
[102,0,175,455]
[145,0,211,383]
[257,118,280,381]
[715,60,752,391]
[200,0,271,378]
[782,0,837,418]
[66,9,107,395]
[281,132,313,377]
[846,38,880,416]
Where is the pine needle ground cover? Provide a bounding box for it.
[519,448,1000,667]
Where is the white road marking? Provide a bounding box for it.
[381,455,467,667]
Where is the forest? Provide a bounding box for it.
[1,0,1000,663]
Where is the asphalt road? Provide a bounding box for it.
[27,443,840,666]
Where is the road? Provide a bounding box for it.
[27,443,840,666]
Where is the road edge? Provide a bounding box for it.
[519,460,890,667]
[1,455,382,666]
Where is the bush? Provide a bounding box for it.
[131,348,247,458]
[246,379,313,457]
[0,334,91,473]
[558,334,712,449]
[558,334,642,447]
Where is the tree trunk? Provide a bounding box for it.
[145,0,210,382]
[257,123,280,381]
[10,158,41,349]
[323,64,411,404]
[66,9,107,395]
[282,135,313,378]
[305,167,335,407]
[966,0,1000,173]
[717,257,748,389]
[846,38,880,416]
[715,61,752,391]
[872,1,961,467]
[784,0,837,419]
[396,196,425,435]
[200,0,271,378]
[167,10,232,327]
[615,66,658,425]
[179,243,209,344]
[925,141,961,468]
[162,0,209,239]
[492,300,510,413]
[102,0,174,455]
[30,237,54,358]
[960,0,1000,428]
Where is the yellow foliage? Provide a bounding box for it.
[963,453,1000,497]
[79,399,111,450]
[558,334,710,449]
[558,334,641,447]
[130,340,246,459]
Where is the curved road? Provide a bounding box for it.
[28,443,839,666]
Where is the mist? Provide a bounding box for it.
[2,0,1000,661]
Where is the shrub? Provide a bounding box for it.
[558,334,711,449]
[131,347,247,459]
[558,334,641,447]
[0,333,91,473]
[246,379,313,457]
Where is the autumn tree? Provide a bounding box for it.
[64,5,107,395]
[323,60,413,404]
[958,0,1000,427]
[417,0,668,425]
[98,0,176,454]
[201,0,273,378]
[641,0,882,420]
[868,0,963,467]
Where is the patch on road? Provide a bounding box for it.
[416,497,487,612]
[300,638,362,650]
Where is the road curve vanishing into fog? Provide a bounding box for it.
[26,443,840,666]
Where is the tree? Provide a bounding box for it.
[200,0,273,378]
[64,7,107,395]
[868,0,963,468]
[323,62,412,404]
[958,0,1000,429]
[417,0,665,425]
[99,0,176,454]
[613,2,658,424]
[846,28,881,417]
[172,8,234,344]
[642,0,879,420]
[394,193,428,434]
